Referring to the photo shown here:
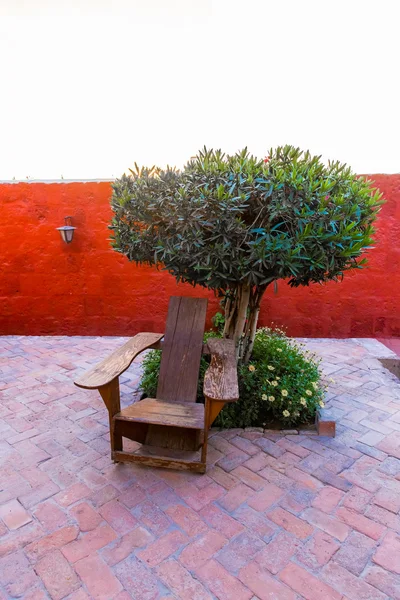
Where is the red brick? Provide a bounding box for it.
[239,561,296,600]
[99,499,136,534]
[62,524,118,562]
[364,565,400,600]
[267,507,313,540]
[196,559,252,600]
[243,453,270,472]
[18,482,60,509]
[365,503,400,531]
[26,525,79,560]
[71,501,102,531]
[233,506,276,540]
[23,589,51,600]
[35,550,79,600]
[75,553,123,600]
[114,554,166,599]
[179,530,227,570]
[373,530,400,573]
[90,484,119,507]
[230,466,267,490]
[131,500,171,535]
[334,531,376,576]
[280,562,342,600]
[297,531,340,569]
[156,559,213,600]
[216,531,265,573]
[0,499,32,530]
[311,486,344,514]
[177,482,225,511]
[247,482,283,511]
[0,550,39,597]
[322,561,388,600]
[230,436,260,456]
[336,507,386,540]
[166,504,208,537]
[342,486,372,513]
[54,482,90,507]
[218,483,254,512]
[289,467,324,490]
[66,591,91,600]
[277,438,311,458]
[34,501,67,531]
[0,522,44,559]
[207,466,239,490]
[373,486,400,513]
[199,504,244,538]
[118,483,147,508]
[255,531,301,574]
[217,450,250,472]
[101,526,153,566]
[138,530,187,567]
[377,431,400,458]
[302,507,350,541]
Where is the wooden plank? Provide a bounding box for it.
[112,450,206,473]
[203,338,239,402]
[156,297,208,403]
[115,398,204,430]
[74,332,163,389]
[143,425,200,451]
[99,379,122,453]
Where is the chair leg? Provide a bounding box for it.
[99,378,122,459]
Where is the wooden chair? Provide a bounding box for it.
[74,296,239,473]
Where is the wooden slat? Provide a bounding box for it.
[203,338,239,402]
[115,398,205,430]
[74,332,163,389]
[157,297,208,403]
[112,449,206,473]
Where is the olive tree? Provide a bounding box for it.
[110,146,383,363]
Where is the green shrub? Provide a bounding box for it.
[140,327,326,429]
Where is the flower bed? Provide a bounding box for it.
[141,326,329,429]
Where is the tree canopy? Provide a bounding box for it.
[110,145,383,362]
[111,145,382,292]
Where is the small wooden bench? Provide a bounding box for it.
[74,296,239,472]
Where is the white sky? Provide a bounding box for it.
[0,0,399,179]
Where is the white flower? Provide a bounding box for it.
[276,376,281,380]
[281,389,288,397]
[268,395,275,402]
[277,348,283,352]
[300,397,307,406]
[319,401,325,408]
[329,377,335,384]
[312,382,318,390]
[271,380,278,387]
[306,389,313,396]
[261,394,268,401]
[267,365,275,371]
[248,365,255,372]
[283,410,290,417]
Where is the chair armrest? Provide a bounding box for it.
[203,338,239,402]
[74,332,164,390]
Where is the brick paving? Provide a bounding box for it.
[0,336,400,599]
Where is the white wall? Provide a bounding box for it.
[1,0,399,179]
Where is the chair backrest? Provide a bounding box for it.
[157,296,208,403]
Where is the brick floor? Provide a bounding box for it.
[1,335,400,599]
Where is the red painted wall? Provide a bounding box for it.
[1,176,399,337]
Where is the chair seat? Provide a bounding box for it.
[114,398,205,430]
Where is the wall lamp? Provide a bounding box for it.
[57,216,76,244]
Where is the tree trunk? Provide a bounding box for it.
[222,283,268,364]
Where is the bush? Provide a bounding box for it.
[140,327,326,429]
